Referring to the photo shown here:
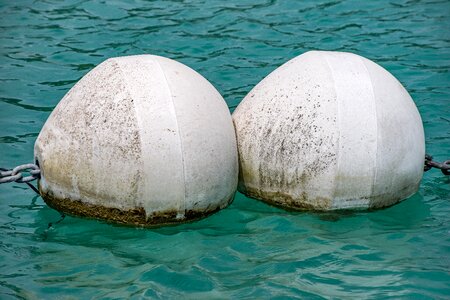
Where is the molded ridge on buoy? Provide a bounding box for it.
[232,51,425,211]
[35,54,238,226]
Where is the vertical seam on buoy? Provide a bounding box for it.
[154,58,187,217]
[360,58,378,207]
[112,58,147,211]
[323,53,340,209]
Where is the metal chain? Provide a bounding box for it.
[424,154,450,175]
[0,163,41,184]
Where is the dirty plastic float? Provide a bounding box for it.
[232,51,425,211]
[35,55,238,226]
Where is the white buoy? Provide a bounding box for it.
[232,51,425,210]
[35,54,238,225]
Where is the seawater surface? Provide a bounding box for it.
[1,0,449,298]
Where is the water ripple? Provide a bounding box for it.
[1,0,449,298]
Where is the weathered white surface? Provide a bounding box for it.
[35,54,238,223]
[232,51,424,210]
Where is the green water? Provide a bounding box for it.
[1,0,449,298]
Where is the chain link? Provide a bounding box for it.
[424,154,450,175]
[0,163,41,184]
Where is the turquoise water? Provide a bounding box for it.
[1,0,449,298]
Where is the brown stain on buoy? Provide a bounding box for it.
[40,185,233,227]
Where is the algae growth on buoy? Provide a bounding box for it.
[34,55,238,226]
[232,51,425,211]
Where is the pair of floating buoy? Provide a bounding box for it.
[34,51,424,226]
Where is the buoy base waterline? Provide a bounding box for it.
[40,187,234,226]
[238,179,421,212]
